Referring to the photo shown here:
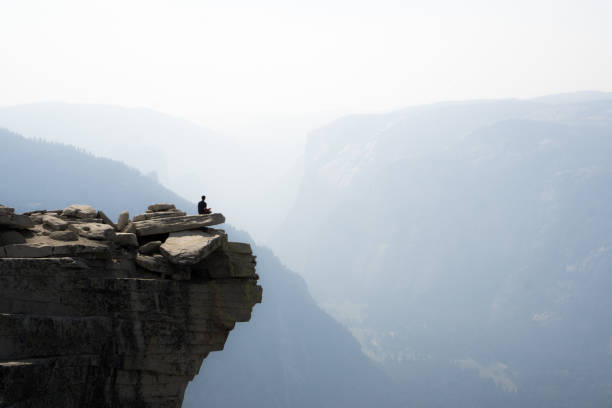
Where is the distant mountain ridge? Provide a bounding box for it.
[529,90,612,104]
[0,127,194,218]
[274,93,612,407]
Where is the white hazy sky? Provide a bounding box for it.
[1,0,612,135]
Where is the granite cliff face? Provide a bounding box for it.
[0,203,262,408]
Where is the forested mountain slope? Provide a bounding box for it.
[0,128,193,217]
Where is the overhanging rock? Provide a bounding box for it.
[131,213,226,236]
[0,203,261,408]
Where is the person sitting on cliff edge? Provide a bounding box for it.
[198,195,211,215]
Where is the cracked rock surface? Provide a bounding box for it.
[0,203,262,408]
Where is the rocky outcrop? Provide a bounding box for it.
[0,203,262,408]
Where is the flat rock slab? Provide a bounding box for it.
[132,210,187,222]
[160,230,226,265]
[147,203,175,212]
[132,214,225,236]
[69,223,116,241]
[0,242,109,258]
[62,205,97,219]
[0,214,34,230]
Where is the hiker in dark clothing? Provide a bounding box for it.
[198,195,211,214]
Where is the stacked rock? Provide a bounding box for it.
[109,203,232,281]
[123,203,224,236]
[0,202,261,407]
[132,203,186,221]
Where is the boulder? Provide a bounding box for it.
[132,214,225,236]
[138,241,161,255]
[0,205,14,216]
[116,211,130,231]
[69,223,116,241]
[135,253,174,275]
[0,230,25,246]
[62,205,97,219]
[115,233,138,247]
[49,230,79,242]
[42,215,69,231]
[0,214,35,230]
[122,222,137,234]
[97,211,117,230]
[29,214,44,225]
[160,230,226,266]
[132,210,187,222]
[147,203,176,212]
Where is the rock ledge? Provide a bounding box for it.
[0,203,262,408]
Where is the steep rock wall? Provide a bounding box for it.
[0,203,262,408]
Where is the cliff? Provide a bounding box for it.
[0,203,262,408]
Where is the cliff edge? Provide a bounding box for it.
[0,203,262,408]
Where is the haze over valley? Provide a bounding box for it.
[2,1,612,407]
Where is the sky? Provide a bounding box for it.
[1,0,612,138]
